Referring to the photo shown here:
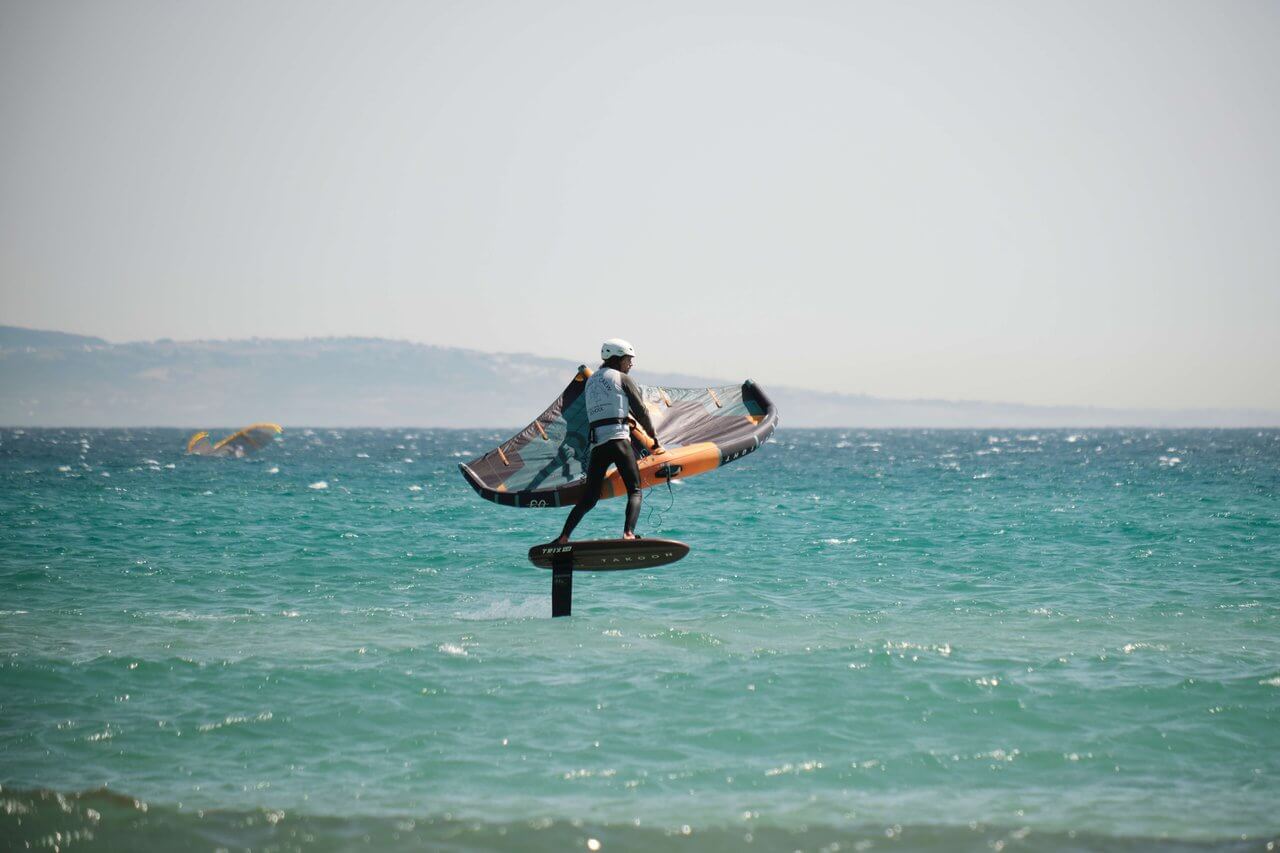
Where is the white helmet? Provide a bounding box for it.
[601,338,636,360]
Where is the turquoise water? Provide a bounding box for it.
[2,427,1278,851]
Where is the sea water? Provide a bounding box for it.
[1,428,1277,851]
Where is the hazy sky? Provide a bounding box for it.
[2,0,1277,408]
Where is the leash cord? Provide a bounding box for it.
[645,458,676,530]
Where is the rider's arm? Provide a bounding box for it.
[621,374,660,445]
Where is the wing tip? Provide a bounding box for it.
[457,462,485,491]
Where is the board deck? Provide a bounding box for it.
[528,538,690,571]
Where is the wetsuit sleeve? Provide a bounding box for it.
[621,375,659,441]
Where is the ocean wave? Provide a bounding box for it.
[0,786,1270,852]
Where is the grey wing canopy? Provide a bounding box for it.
[458,368,777,508]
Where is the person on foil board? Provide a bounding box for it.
[551,338,661,545]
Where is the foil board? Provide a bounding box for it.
[528,538,690,617]
[528,538,690,571]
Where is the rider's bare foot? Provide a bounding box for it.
[622,532,636,540]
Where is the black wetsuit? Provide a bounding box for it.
[558,371,657,540]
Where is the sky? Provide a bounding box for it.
[1,0,1278,409]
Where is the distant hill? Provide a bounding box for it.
[0,326,108,349]
[1,325,1276,428]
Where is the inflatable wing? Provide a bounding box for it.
[459,368,777,508]
[186,423,283,457]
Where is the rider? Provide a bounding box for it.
[552,338,660,544]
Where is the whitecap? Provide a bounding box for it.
[438,643,469,656]
[197,711,273,732]
[308,481,329,490]
[457,598,546,621]
[884,640,952,658]
[1121,642,1167,654]
[409,485,423,492]
[764,760,824,777]
[268,467,279,474]
[150,610,244,622]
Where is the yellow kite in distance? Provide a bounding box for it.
[186,423,283,457]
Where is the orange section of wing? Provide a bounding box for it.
[629,420,656,451]
[212,422,283,451]
[600,442,721,498]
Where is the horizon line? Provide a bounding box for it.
[3,323,1279,419]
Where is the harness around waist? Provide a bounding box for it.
[588,417,630,445]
